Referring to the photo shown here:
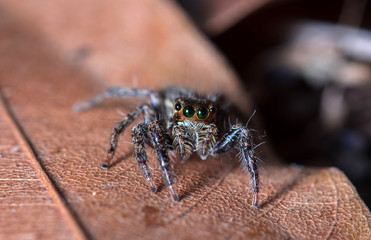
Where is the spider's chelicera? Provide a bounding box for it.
[74,87,261,209]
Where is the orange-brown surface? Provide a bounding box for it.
[0,1,370,239]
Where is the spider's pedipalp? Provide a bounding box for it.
[195,123,217,160]
[172,125,193,162]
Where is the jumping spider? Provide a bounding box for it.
[74,87,261,208]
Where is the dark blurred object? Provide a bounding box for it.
[176,0,371,207]
[254,20,371,179]
[176,0,279,35]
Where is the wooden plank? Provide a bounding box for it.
[0,97,78,239]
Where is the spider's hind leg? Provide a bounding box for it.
[73,87,159,112]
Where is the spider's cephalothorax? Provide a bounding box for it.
[74,87,261,208]
[172,97,218,161]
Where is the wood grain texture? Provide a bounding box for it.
[0,92,77,239]
[0,1,370,239]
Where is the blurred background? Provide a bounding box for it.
[176,0,371,207]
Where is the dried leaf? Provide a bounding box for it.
[0,1,369,239]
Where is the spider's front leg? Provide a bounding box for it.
[132,123,157,192]
[213,124,260,209]
[148,121,179,202]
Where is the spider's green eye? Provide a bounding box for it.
[175,102,182,111]
[183,105,195,118]
[197,107,209,119]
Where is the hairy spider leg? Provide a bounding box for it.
[102,105,152,169]
[132,123,157,192]
[148,121,179,202]
[213,124,260,209]
[240,127,259,209]
[73,87,160,112]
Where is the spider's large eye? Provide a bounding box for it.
[183,105,195,118]
[175,102,182,111]
[197,107,209,119]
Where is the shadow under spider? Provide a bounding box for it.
[106,150,244,202]
[104,150,134,168]
[106,149,315,210]
[174,154,239,201]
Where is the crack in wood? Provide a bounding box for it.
[0,90,92,240]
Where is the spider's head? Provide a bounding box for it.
[173,97,217,124]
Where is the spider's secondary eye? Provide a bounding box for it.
[175,103,182,111]
[183,105,195,118]
[209,107,216,114]
[197,107,209,119]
